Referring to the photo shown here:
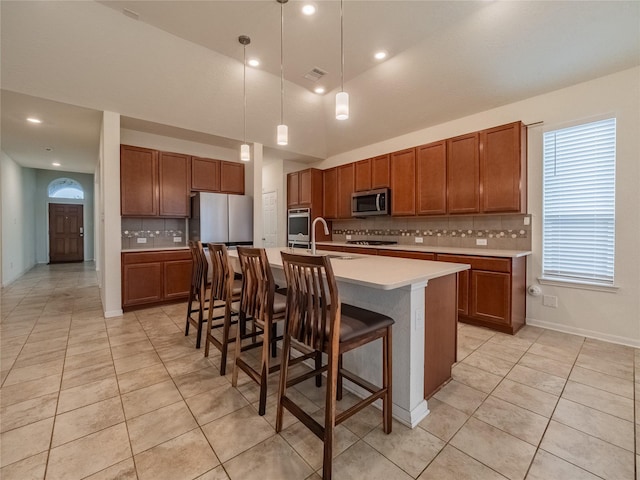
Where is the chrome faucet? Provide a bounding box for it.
[311,217,329,255]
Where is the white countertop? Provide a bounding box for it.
[316,241,531,258]
[233,247,469,291]
[121,247,189,253]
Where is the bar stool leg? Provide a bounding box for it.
[275,332,293,433]
[337,355,343,400]
[322,347,339,480]
[383,326,392,434]
[315,351,323,387]
[219,302,232,376]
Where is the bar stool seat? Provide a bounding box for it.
[276,252,394,480]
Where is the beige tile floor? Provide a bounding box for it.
[1,262,638,479]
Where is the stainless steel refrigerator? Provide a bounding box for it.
[190,193,253,246]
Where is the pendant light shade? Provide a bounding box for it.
[336,0,349,120]
[336,91,349,121]
[239,35,251,162]
[277,0,288,146]
[277,124,288,145]
[240,143,250,162]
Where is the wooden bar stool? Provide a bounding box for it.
[204,243,242,375]
[277,252,394,480]
[231,247,319,415]
[184,241,214,348]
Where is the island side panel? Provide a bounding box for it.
[424,273,458,398]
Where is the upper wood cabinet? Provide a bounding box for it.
[371,154,390,189]
[354,154,390,192]
[287,168,323,214]
[121,145,158,216]
[220,161,245,194]
[158,151,190,217]
[121,145,190,217]
[390,148,416,216]
[323,167,338,220]
[480,121,527,213]
[447,132,480,214]
[354,159,372,192]
[337,163,355,219]
[190,157,220,192]
[416,141,447,215]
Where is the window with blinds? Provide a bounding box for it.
[542,118,616,285]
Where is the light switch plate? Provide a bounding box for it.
[524,216,531,226]
[173,237,182,243]
[415,237,423,243]
[476,238,488,246]
[136,238,147,244]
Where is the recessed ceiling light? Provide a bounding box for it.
[374,50,388,61]
[301,3,317,15]
[27,117,42,124]
[52,162,61,167]
[314,86,325,95]
[248,58,260,67]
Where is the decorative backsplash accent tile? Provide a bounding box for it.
[331,214,532,250]
[121,218,188,249]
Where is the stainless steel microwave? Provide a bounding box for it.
[351,188,390,216]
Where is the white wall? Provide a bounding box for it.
[33,169,95,263]
[316,67,640,346]
[1,151,37,286]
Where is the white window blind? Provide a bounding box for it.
[542,118,616,285]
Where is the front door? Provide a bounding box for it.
[49,203,84,263]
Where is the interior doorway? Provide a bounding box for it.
[49,203,84,263]
[262,191,278,248]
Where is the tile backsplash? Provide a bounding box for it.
[331,214,532,251]
[121,218,188,250]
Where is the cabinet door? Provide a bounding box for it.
[337,164,355,219]
[121,145,158,216]
[164,259,192,300]
[158,152,190,217]
[371,154,390,189]
[416,141,447,215]
[323,168,338,219]
[287,172,299,207]
[191,157,220,192]
[481,121,526,213]
[299,169,312,205]
[122,262,163,307]
[470,270,510,325]
[354,159,372,192]
[457,269,469,316]
[220,161,245,194]
[390,148,416,216]
[447,133,480,214]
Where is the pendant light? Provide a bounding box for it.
[239,35,251,162]
[277,0,288,145]
[335,0,349,120]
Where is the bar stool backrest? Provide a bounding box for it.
[280,252,340,353]
[208,243,234,302]
[188,241,200,290]
[237,247,274,322]
[194,241,209,290]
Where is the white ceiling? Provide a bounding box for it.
[1,0,639,174]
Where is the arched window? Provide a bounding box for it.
[48,178,84,200]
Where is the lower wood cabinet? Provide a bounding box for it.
[122,250,192,309]
[436,254,525,334]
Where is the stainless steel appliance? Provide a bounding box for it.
[287,208,310,247]
[190,192,253,246]
[351,188,390,216]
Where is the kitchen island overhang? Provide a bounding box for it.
[237,248,469,428]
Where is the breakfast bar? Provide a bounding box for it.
[254,247,470,428]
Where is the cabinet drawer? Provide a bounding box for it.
[436,254,511,273]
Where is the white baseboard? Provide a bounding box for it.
[526,317,640,348]
[104,309,124,318]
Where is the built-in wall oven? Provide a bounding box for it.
[287,208,310,247]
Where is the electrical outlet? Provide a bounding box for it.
[415,237,424,244]
[476,238,488,246]
[136,237,147,244]
[524,216,531,226]
[173,237,182,243]
[346,234,352,240]
[543,295,558,308]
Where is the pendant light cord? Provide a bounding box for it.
[243,43,247,144]
[280,0,284,125]
[340,0,344,93]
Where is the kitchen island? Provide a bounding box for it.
[245,248,470,428]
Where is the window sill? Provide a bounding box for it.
[537,277,619,293]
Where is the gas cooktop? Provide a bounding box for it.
[346,240,398,246]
